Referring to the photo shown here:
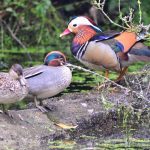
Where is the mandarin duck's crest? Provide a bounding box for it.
[68,16,98,26]
[44,51,66,66]
[60,16,102,37]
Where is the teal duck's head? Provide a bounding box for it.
[60,16,102,37]
[9,64,26,86]
[44,51,66,66]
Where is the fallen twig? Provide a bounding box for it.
[129,70,150,75]
[92,0,128,29]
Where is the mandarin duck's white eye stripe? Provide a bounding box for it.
[70,17,95,26]
[69,16,101,32]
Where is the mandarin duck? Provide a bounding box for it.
[60,16,150,80]
[23,51,72,112]
[0,64,28,115]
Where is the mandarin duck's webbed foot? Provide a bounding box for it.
[115,67,128,82]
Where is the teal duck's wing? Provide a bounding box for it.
[23,65,47,79]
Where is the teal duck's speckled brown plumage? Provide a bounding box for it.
[0,64,28,105]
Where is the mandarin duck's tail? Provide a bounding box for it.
[129,42,150,62]
[129,48,150,62]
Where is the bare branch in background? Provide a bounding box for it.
[1,19,32,62]
[92,0,128,29]
[137,0,142,24]
[91,0,150,41]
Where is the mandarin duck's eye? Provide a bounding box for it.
[73,24,77,27]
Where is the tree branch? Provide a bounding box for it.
[92,0,150,41]
[66,63,149,102]
[1,19,32,62]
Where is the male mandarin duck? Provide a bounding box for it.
[23,51,72,112]
[60,16,150,80]
[0,64,28,115]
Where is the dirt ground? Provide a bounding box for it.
[0,66,149,150]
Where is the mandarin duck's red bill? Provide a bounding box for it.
[60,28,72,37]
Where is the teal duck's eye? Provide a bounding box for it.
[73,24,77,27]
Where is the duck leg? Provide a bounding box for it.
[97,69,109,90]
[39,99,44,106]
[104,69,109,78]
[34,96,47,113]
[115,67,128,82]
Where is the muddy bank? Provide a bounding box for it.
[0,91,149,150]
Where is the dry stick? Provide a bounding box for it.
[135,76,144,95]
[92,0,128,30]
[1,20,32,62]
[146,82,150,95]
[129,70,150,75]
[137,0,142,24]
[66,63,149,102]
[93,0,150,39]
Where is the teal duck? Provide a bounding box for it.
[0,64,28,114]
[60,16,150,80]
[23,51,72,112]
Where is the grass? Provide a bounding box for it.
[48,140,76,149]
[96,138,150,149]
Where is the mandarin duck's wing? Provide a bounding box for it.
[90,30,121,41]
[82,40,121,71]
[129,46,150,62]
[130,42,150,60]
[23,65,47,79]
[132,42,148,49]
[89,31,128,62]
